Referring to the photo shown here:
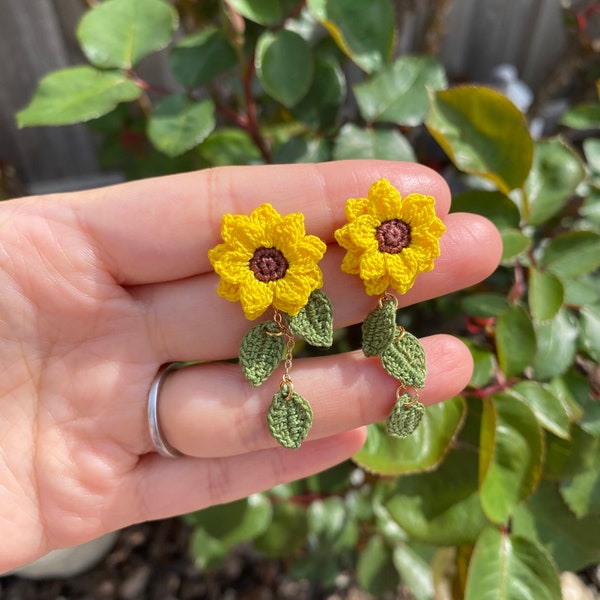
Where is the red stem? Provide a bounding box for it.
[242,59,272,163]
[128,71,171,96]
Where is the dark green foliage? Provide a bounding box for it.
[17,0,600,597]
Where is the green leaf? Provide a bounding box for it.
[185,494,272,546]
[253,502,308,557]
[539,231,600,277]
[461,293,510,318]
[425,86,534,194]
[559,102,600,130]
[560,466,600,518]
[549,370,586,425]
[147,95,215,158]
[392,544,434,600]
[238,321,285,387]
[356,535,400,597]
[256,30,314,108]
[583,138,600,173]
[77,0,178,69]
[463,339,496,389]
[189,528,228,571]
[385,448,489,545]
[227,0,282,25]
[198,128,262,166]
[525,138,585,225]
[354,396,465,476]
[267,386,313,449]
[333,124,416,161]
[580,305,600,362]
[501,228,531,261]
[479,393,543,524]
[307,497,359,552]
[354,55,446,126]
[289,553,340,589]
[169,28,237,88]
[292,55,346,131]
[532,309,578,380]
[274,137,331,164]
[513,481,600,572]
[386,394,425,439]
[544,425,597,480]
[464,527,561,600]
[17,67,141,127]
[307,0,394,73]
[362,297,398,357]
[496,305,536,377]
[528,268,564,322]
[509,381,570,440]
[582,189,600,225]
[285,290,333,347]
[381,332,427,388]
[451,190,521,231]
[305,461,355,495]
[562,276,600,308]
[572,371,600,436]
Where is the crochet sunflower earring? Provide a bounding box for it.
[334,179,445,438]
[208,204,333,449]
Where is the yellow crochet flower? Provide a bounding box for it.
[208,203,326,320]
[335,178,445,296]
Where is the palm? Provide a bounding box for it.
[0,161,502,572]
[0,205,156,566]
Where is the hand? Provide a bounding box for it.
[0,160,501,572]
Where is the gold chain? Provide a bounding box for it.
[273,310,295,398]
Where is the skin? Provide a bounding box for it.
[0,160,502,573]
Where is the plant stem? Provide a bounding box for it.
[128,71,171,96]
[520,186,530,223]
[242,59,272,164]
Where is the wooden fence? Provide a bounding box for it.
[0,0,567,194]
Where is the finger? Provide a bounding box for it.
[68,161,451,284]
[150,334,472,458]
[133,213,502,363]
[115,429,367,528]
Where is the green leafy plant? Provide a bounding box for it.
[18,0,600,597]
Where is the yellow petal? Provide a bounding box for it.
[211,249,254,284]
[409,230,442,261]
[279,212,307,239]
[284,233,326,264]
[217,278,240,302]
[347,215,380,250]
[400,193,438,226]
[345,197,370,221]
[364,274,389,296]
[249,203,281,225]
[340,248,362,274]
[334,224,353,250]
[386,252,419,295]
[360,249,389,294]
[274,272,315,316]
[239,278,274,320]
[359,249,386,282]
[368,178,402,222]
[222,216,269,254]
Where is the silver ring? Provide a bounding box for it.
[147,363,184,458]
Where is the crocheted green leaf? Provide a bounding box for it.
[381,332,427,388]
[267,386,313,449]
[386,393,425,438]
[239,321,285,387]
[362,298,397,357]
[286,290,333,347]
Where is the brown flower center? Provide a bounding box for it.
[375,219,411,254]
[249,247,289,282]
